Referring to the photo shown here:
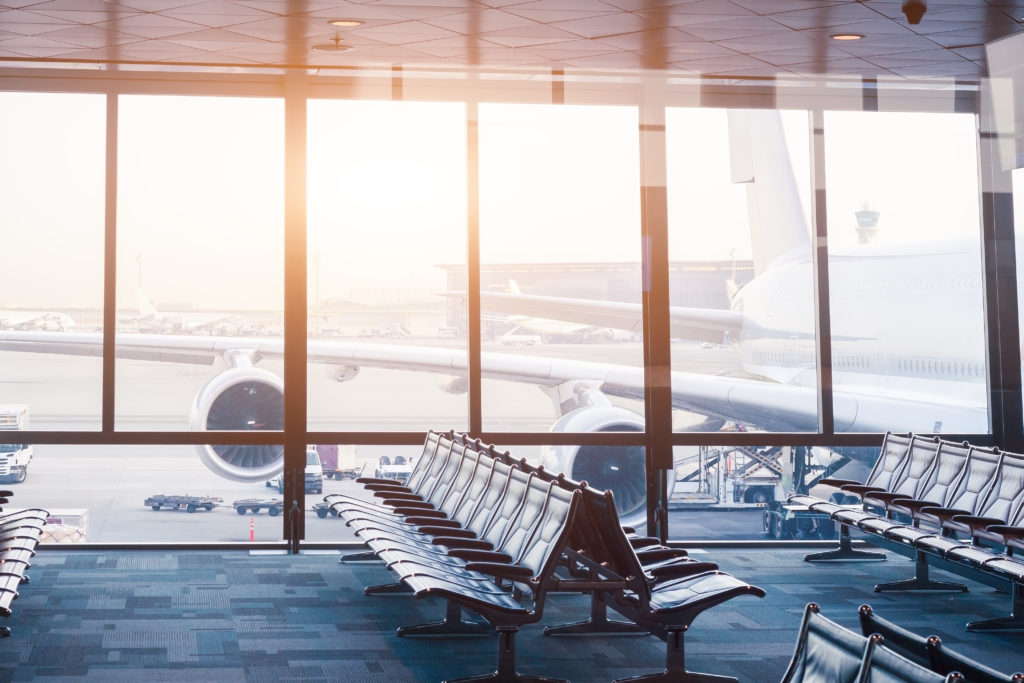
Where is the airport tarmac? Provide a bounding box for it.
[0,340,767,545]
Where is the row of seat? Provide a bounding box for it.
[325,430,766,683]
[787,433,1024,631]
[0,490,48,637]
[782,602,1022,683]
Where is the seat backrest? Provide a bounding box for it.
[433,447,485,518]
[857,605,934,669]
[928,636,1024,682]
[856,635,949,683]
[477,468,535,549]
[402,431,450,494]
[494,476,558,563]
[863,433,915,492]
[780,603,867,683]
[971,451,1024,525]
[906,440,973,509]
[866,436,942,506]
[512,481,579,577]
[942,446,1003,515]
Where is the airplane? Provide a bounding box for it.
[128,287,242,336]
[0,110,993,527]
[0,310,75,332]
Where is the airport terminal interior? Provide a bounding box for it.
[2,1,1024,681]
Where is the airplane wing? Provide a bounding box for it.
[477,291,743,344]
[0,330,985,434]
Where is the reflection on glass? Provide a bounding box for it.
[307,99,468,432]
[115,94,285,453]
[0,93,106,428]
[824,111,986,434]
[667,108,817,435]
[477,103,644,434]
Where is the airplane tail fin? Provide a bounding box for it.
[508,280,522,295]
[727,109,811,276]
[136,287,158,319]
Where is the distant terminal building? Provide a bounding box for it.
[438,260,754,339]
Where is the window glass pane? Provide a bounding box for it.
[116,95,285,490]
[0,93,106,429]
[477,103,644,431]
[477,103,644,523]
[824,111,986,434]
[669,443,853,542]
[304,442,425,543]
[666,108,817,434]
[1016,167,1024,429]
[307,99,468,433]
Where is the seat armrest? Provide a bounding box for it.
[635,548,689,562]
[919,506,971,524]
[422,527,476,539]
[429,536,493,550]
[818,477,860,488]
[376,491,423,501]
[982,525,1024,541]
[841,484,886,495]
[407,517,460,528]
[888,498,933,514]
[447,548,513,563]
[949,515,1007,533]
[629,538,661,549]
[647,560,718,579]
[465,561,533,580]
[358,479,410,489]
[391,507,446,518]
[867,491,908,504]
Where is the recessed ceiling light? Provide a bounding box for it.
[328,19,363,27]
[831,33,865,40]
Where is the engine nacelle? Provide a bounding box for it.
[188,367,285,482]
[541,406,672,530]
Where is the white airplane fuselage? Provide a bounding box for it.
[732,237,988,430]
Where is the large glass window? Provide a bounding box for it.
[824,111,986,435]
[477,103,644,433]
[307,99,468,433]
[666,108,817,436]
[0,92,106,429]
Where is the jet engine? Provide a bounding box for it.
[188,367,285,482]
[542,405,673,530]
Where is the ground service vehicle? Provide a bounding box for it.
[318,444,362,480]
[0,405,32,483]
[233,498,283,516]
[266,447,323,494]
[145,494,221,512]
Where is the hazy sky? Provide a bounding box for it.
[0,91,1012,311]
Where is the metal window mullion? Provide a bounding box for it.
[639,85,672,541]
[283,71,308,550]
[467,100,482,435]
[809,109,835,436]
[102,92,118,433]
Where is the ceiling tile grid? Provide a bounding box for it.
[0,0,1020,76]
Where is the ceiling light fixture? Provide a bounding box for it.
[831,33,865,40]
[328,19,363,27]
[312,35,352,52]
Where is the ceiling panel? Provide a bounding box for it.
[0,0,1019,77]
